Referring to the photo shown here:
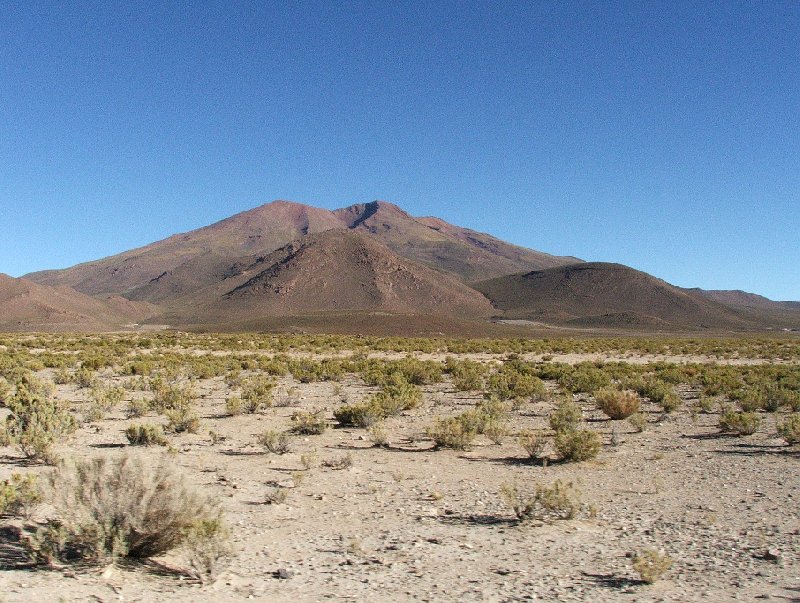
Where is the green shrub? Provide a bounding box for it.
[125,423,168,446]
[636,379,681,412]
[90,385,125,411]
[125,398,151,419]
[151,382,196,413]
[24,455,228,569]
[225,396,244,416]
[718,411,761,435]
[334,401,384,428]
[549,398,583,433]
[426,417,476,450]
[334,378,422,427]
[594,388,641,420]
[241,376,274,411]
[627,413,647,433]
[445,358,487,391]
[560,365,611,394]
[487,368,546,401]
[0,386,77,463]
[0,472,41,517]
[776,414,800,444]
[554,428,601,462]
[165,407,201,434]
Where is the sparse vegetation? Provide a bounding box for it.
[500,480,582,522]
[125,423,169,446]
[0,472,41,518]
[22,455,228,568]
[0,332,796,600]
[427,416,476,450]
[594,388,641,420]
[553,427,601,462]
[290,410,328,435]
[632,549,673,584]
[776,414,800,444]
[257,430,292,454]
[718,411,761,435]
[0,385,77,463]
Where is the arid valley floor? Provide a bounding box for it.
[0,334,798,602]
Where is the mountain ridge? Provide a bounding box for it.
[9,200,800,333]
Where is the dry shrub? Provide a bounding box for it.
[718,411,761,435]
[322,453,353,470]
[549,398,583,433]
[554,428,601,462]
[627,413,647,433]
[289,410,328,435]
[24,454,228,571]
[257,430,291,454]
[500,480,581,522]
[125,423,168,446]
[367,422,390,447]
[426,416,476,450]
[1,386,77,463]
[632,549,673,584]
[518,430,547,462]
[777,414,800,445]
[0,472,41,518]
[594,388,641,420]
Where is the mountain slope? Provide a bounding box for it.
[25,200,578,302]
[159,230,494,326]
[335,201,578,282]
[0,274,156,331]
[26,201,346,299]
[692,289,800,329]
[473,263,760,330]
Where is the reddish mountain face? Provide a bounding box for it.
[157,230,494,326]
[0,273,156,331]
[24,200,576,303]
[12,200,799,333]
[473,263,764,330]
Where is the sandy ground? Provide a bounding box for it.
[0,361,798,602]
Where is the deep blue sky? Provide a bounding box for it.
[1,1,798,300]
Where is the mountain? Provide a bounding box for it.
[473,263,762,330]
[25,200,577,302]
[692,289,800,330]
[0,274,156,332]
[27,201,346,300]
[156,230,494,327]
[334,201,579,282]
[16,200,799,334]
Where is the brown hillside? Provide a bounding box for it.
[25,200,571,303]
[335,201,577,282]
[0,274,156,332]
[693,289,800,329]
[473,263,760,330]
[26,201,346,299]
[159,230,494,325]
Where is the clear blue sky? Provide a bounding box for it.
[1,1,798,300]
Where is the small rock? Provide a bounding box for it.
[273,568,293,579]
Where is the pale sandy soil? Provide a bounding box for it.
[0,361,798,602]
